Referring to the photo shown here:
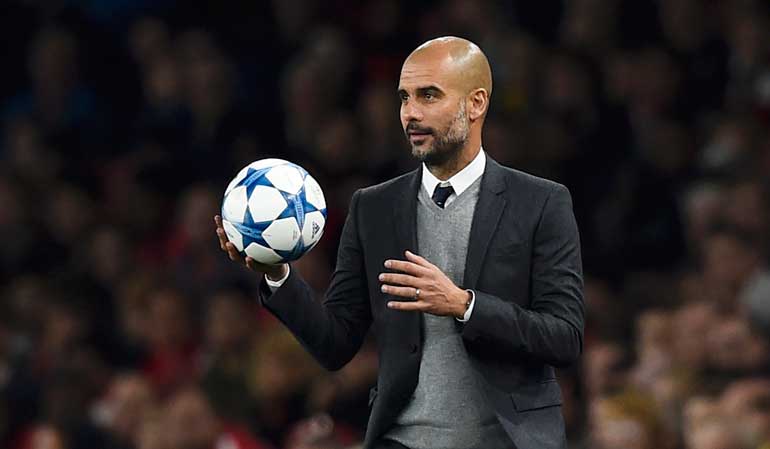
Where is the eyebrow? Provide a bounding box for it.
[397,85,445,97]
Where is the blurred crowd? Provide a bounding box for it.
[1,0,769,448]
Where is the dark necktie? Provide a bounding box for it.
[431,184,454,208]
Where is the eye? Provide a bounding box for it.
[424,92,434,100]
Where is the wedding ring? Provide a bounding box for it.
[415,288,420,300]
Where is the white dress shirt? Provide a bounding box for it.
[420,147,486,208]
[267,148,487,323]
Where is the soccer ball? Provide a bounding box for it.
[221,158,326,264]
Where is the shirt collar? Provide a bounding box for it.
[421,147,486,197]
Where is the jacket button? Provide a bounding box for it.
[410,343,418,354]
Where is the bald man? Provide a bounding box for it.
[215,37,583,449]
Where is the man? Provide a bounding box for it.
[214,37,583,449]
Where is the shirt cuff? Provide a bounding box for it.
[265,266,290,292]
[456,289,475,322]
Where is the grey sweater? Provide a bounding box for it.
[383,177,510,449]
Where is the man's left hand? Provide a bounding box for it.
[380,250,470,318]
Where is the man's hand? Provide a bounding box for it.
[380,250,470,318]
[214,215,288,281]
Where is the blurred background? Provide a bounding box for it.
[1,0,769,448]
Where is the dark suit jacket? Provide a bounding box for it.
[259,155,584,449]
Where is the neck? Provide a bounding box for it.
[426,142,481,181]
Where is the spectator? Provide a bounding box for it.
[164,386,272,449]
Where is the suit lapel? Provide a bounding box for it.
[388,167,422,345]
[463,156,507,289]
[393,167,421,255]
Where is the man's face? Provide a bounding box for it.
[398,56,470,166]
[165,390,219,449]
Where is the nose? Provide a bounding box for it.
[401,100,423,125]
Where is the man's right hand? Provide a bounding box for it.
[214,215,289,281]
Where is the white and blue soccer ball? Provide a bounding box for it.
[221,158,327,264]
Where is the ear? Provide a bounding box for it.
[467,88,489,121]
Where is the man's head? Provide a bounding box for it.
[398,36,492,167]
[165,387,220,449]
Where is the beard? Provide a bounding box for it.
[406,101,470,167]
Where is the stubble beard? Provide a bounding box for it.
[409,102,470,169]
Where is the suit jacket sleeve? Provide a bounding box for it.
[258,189,372,371]
[461,184,584,367]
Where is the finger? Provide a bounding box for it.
[387,300,430,311]
[245,257,260,272]
[405,250,434,268]
[380,284,419,298]
[216,227,228,250]
[378,272,420,287]
[214,215,229,250]
[384,259,428,276]
[225,242,244,263]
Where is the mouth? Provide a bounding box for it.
[407,129,432,144]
